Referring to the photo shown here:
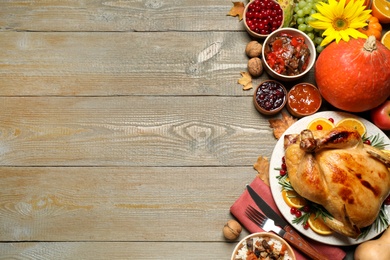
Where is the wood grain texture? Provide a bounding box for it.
[0,31,257,96]
[0,96,277,166]
[0,0,242,32]
[0,166,252,242]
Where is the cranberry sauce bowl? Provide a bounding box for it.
[243,0,284,39]
[262,28,316,81]
[253,80,287,115]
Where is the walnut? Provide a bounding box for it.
[247,57,263,77]
[223,219,242,241]
[245,41,263,58]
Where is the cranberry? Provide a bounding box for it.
[280,169,287,176]
[255,81,286,111]
[245,0,283,35]
[316,124,323,130]
[328,118,334,123]
[290,207,297,215]
[303,222,310,230]
[385,195,390,205]
[295,210,302,218]
[281,163,287,170]
[364,140,371,145]
[302,205,310,213]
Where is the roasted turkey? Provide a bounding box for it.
[284,126,390,238]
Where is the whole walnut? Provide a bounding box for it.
[223,219,242,241]
[245,41,263,58]
[247,57,263,77]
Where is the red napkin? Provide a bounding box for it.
[230,177,346,260]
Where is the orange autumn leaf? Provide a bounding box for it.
[238,71,252,90]
[227,2,245,21]
[269,112,297,139]
[254,156,270,186]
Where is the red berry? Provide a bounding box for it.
[328,118,334,123]
[281,163,287,170]
[295,210,302,218]
[364,140,371,145]
[290,207,297,215]
[385,195,390,205]
[303,222,310,230]
[280,169,287,176]
[302,205,310,213]
[316,124,323,130]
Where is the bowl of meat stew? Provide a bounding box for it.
[262,28,316,82]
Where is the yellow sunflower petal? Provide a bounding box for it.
[311,13,332,22]
[317,3,335,19]
[334,0,345,18]
[321,35,336,46]
[339,30,351,42]
[310,20,331,30]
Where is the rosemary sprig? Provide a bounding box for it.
[276,173,294,191]
[363,133,389,150]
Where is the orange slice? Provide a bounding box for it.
[307,118,335,131]
[335,118,366,136]
[381,30,390,50]
[282,189,307,208]
[372,0,390,24]
[308,214,333,235]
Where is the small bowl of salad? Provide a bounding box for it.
[262,28,316,82]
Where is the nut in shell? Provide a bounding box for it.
[247,57,263,78]
[223,219,242,241]
[245,41,263,58]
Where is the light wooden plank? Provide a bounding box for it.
[0,0,242,32]
[0,96,278,166]
[0,31,316,96]
[0,242,237,259]
[0,166,252,242]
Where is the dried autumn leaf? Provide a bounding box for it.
[238,71,252,90]
[227,2,245,21]
[269,112,297,139]
[254,156,270,186]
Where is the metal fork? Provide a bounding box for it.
[245,205,327,260]
[245,205,285,236]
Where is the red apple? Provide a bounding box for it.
[370,100,390,130]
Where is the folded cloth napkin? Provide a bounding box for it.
[230,177,346,260]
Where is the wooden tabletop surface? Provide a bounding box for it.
[0,1,389,259]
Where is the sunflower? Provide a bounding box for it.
[310,0,371,46]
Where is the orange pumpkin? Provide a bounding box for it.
[358,15,382,40]
[315,36,390,112]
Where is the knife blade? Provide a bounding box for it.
[246,184,328,260]
[246,184,288,228]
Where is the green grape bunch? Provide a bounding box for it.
[290,0,328,53]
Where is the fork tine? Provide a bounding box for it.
[245,206,266,226]
[248,205,266,221]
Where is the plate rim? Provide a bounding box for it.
[269,111,390,246]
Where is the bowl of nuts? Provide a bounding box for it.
[243,0,284,39]
[253,80,287,116]
[262,28,316,82]
[231,232,296,260]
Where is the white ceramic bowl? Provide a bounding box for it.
[262,28,316,82]
[231,232,296,260]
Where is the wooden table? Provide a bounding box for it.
[0,1,388,259]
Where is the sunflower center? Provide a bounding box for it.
[332,17,349,31]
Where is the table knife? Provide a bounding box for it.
[246,184,328,260]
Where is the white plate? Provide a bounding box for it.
[269,111,390,246]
